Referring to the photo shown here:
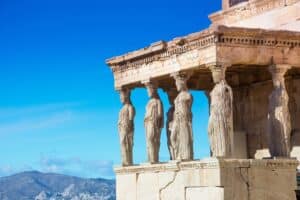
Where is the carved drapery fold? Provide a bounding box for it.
[118,88,135,166]
[144,81,164,163]
[267,64,292,157]
[171,72,194,161]
[208,66,234,158]
[165,88,179,160]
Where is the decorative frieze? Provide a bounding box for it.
[110,34,217,73]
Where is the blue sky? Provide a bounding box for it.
[0,0,221,178]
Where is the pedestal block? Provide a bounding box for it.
[115,158,298,200]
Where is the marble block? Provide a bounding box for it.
[114,158,298,200]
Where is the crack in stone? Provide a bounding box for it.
[159,172,178,200]
[239,167,250,200]
[240,168,249,187]
[136,173,139,200]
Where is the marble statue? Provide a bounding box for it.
[268,65,291,157]
[144,82,164,163]
[166,89,178,160]
[171,74,194,161]
[118,88,135,166]
[208,68,233,157]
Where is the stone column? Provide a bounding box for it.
[268,64,292,158]
[208,65,234,158]
[144,81,164,163]
[165,88,178,160]
[118,88,135,166]
[171,72,194,161]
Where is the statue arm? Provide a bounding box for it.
[129,106,135,121]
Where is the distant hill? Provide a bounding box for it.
[0,171,115,200]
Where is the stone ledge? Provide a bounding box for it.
[114,158,299,174]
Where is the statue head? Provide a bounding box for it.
[119,88,131,104]
[174,74,189,92]
[211,68,225,84]
[145,82,158,98]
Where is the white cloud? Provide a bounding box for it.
[0,102,115,178]
[0,156,114,178]
[39,155,114,178]
[0,102,80,119]
[0,102,83,135]
[0,111,74,135]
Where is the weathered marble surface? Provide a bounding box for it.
[212,0,300,32]
[166,88,178,160]
[268,65,292,157]
[118,88,135,166]
[171,73,194,161]
[115,158,299,200]
[144,82,164,163]
[208,67,234,157]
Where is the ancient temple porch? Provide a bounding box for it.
[107,25,300,161]
[106,0,300,199]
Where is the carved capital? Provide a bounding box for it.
[209,65,228,84]
[118,87,132,105]
[171,71,193,81]
[269,64,291,87]
[117,86,131,92]
[142,79,158,89]
[171,71,192,92]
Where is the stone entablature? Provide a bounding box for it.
[106,26,300,89]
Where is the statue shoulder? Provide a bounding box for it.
[129,104,135,113]
[181,91,192,100]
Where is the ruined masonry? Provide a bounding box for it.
[106,0,300,199]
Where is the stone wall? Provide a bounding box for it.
[115,159,298,200]
[232,82,272,159]
[232,77,300,160]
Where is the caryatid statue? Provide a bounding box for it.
[208,66,234,158]
[165,88,178,160]
[171,73,194,161]
[267,65,291,157]
[144,82,164,163]
[118,88,135,166]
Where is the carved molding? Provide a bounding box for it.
[110,34,217,73]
